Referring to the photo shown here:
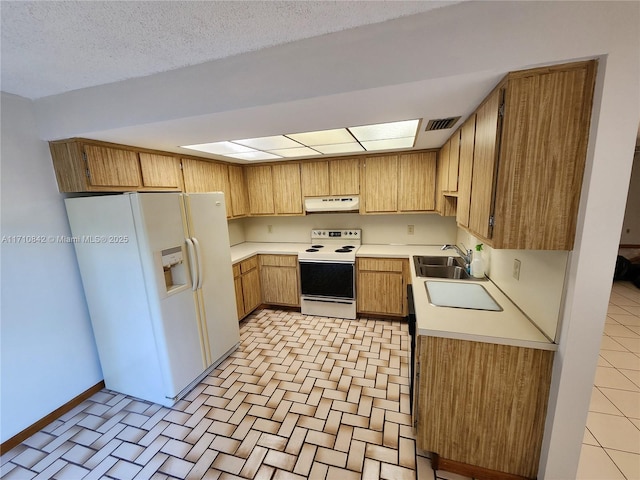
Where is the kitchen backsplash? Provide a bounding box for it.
[457,229,568,342]
[230,213,457,246]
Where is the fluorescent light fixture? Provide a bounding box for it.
[360,137,416,151]
[179,118,421,161]
[226,151,282,161]
[313,143,365,154]
[268,147,320,158]
[287,128,355,146]
[182,141,254,155]
[349,119,420,142]
[235,135,302,150]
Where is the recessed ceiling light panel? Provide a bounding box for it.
[313,143,365,154]
[235,135,302,150]
[226,151,282,161]
[287,128,355,146]
[182,141,255,155]
[361,137,415,151]
[268,147,320,158]
[349,119,419,142]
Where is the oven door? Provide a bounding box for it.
[299,260,355,300]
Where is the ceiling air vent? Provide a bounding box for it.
[425,117,461,131]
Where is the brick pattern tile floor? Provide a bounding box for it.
[1,309,441,480]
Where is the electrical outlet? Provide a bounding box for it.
[267,225,273,233]
[513,259,521,280]
[407,225,415,235]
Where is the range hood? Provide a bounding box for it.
[304,196,360,213]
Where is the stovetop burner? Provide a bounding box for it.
[306,248,320,252]
[311,245,324,248]
[335,248,353,253]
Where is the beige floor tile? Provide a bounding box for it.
[589,387,623,415]
[620,368,640,388]
[614,336,640,353]
[576,444,625,479]
[599,350,640,370]
[606,448,640,479]
[600,388,640,418]
[586,412,640,454]
[594,366,640,391]
[600,336,629,352]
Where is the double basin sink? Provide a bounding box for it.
[413,255,480,280]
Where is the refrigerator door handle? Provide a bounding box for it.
[185,237,199,291]
[192,236,204,290]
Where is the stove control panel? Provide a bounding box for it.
[310,229,361,240]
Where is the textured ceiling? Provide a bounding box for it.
[1,0,457,99]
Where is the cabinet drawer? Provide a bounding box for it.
[358,258,405,273]
[259,254,297,267]
[232,263,241,278]
[240,256,258,273]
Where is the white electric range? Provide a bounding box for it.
[298,229,361,319]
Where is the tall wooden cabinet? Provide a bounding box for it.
[455,116,476,228]
[182,158,234,218]
[466,60,597,250]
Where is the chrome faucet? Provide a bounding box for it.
[441,244,473,270]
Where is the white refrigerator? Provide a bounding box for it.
[65,192,240,406]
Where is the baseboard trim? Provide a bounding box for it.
[0,380,105,454]
[432,453,534,480]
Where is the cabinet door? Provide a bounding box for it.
[330,158,360,195]
[84,144,142,187]
[242,268,262,313]
[228,165,249,218]
[139,153,182,189]
[260,255,299,306]
[439,141,450,193]
[447,130,460,192]
[301,161,329,197]
[273,163,303,214]
[493,64,596,250]
[398,152,436,212]
[416,336,554,478]
[362,155,398,213]
[468,88,502,240]
[357,258,406,316]
[246,165,275,215]
[233,274,244,320]
[456,116,476,228]
[182,159,232,217]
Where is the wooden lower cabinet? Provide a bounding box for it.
[259,255,300,306]
[414,335,554,479]
[233,256,261,320]
[356,257,409,316]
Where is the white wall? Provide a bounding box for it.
[0,93,103,443]
[456,230,568,341]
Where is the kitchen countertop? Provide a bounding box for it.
[229,242,556,351]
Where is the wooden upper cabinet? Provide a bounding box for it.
[492,63,596,250]
[301,161,330,197]
[182,158,232,217]
[456,115,476,228]
[447,130,460,192]
[139,153,182,189]
[438,140,450,193]
[83,145,141,187]
[463,60,596,250]
[468,87,502,240]
[362,155,398,213]
[246,165,275,215]
[228,164,249,218]
[398,152,436,212]
[49,139,181,193]
[272,163,303,214]
[329,158,360,195]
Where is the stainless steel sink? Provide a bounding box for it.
[413,255,465,267]
[416,265,472,279]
